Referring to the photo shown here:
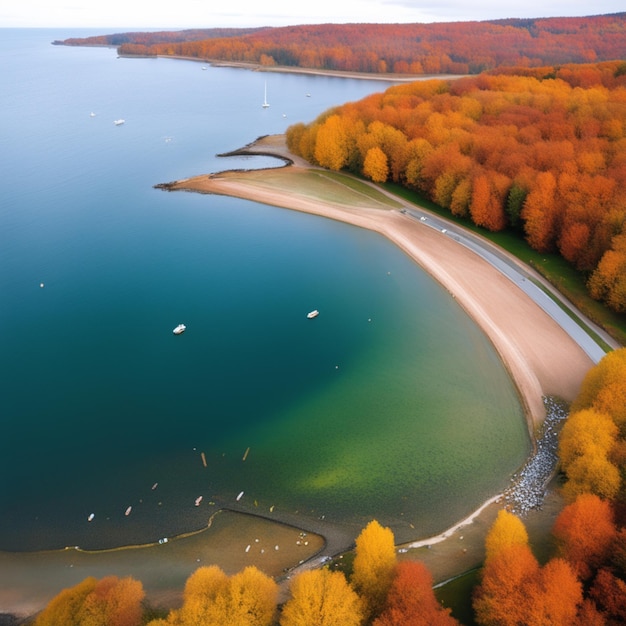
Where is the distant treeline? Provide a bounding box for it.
[285,61,626,314]
[56,13,626,75]
[54,27,264,48]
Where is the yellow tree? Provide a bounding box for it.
[223,566,279,626]
[34,577,97,626]
[484,510,529,562]
[558,407,620,500]
[350,520,396,620]
[561,451,621,502]
[403,138,434,190]
[558,409,618,468]
[279,568,364,626]
[571,348,626,426]
[170,565,229,625]
[363,147,389,183]
[314,114,349,170]
[450,177,472,218]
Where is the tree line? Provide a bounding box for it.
[57,13,626,76]
[286,61,626,314]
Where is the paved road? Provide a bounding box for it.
[398,207,617,364]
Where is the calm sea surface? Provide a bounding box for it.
[0,29,530,552]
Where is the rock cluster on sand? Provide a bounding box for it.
[504,396,569,515]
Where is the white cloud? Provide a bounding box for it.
[1,0,623,28]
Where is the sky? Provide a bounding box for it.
[1,0,624,29]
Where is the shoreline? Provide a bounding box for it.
[122,53,468,83]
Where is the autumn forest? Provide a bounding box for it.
[286,62,626,314]
[59,14,626,76]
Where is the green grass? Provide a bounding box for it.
[435,570,480,625]
[383,182,626,348]
[245,168,403,209]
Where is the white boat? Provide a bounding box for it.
[113,119,125,126]
[87,513,95,522]
[195,496,203,506]
[262,81,270,108]
[173,323,186,335]
[307,310,319,319]
[90,112,96,117]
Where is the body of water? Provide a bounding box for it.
[0,29,530,553]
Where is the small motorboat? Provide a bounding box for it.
[113,119,125,126]
[173,324,186,335]
[307,310,319,319]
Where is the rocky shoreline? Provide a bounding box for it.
[503,396,569,516]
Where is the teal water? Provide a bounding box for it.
[0,29,530,551]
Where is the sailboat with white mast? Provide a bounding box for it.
[262,81,270,108]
